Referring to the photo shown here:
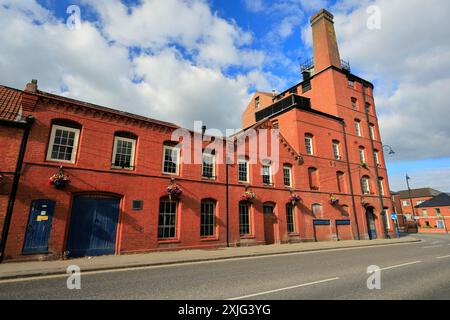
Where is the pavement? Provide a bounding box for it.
[0,236,420,281]
[1,234,450,300]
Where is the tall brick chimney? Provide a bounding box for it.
[310,9,342,73]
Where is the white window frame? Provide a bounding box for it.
[355,121,362,137]
[435,208,442,216]
[305,135,314,155]
[384,209,391,230]
[162,145,180,175]
[359,147,366,163]
[361,177,370,195]
[255,97,260,109]
[369,125,376,140]
[374,151,380,166]
[262,165,272,185]
[378,179,385,196]
[283,166,292,187]
[202,153,216,179]
[46,124,80,164]
[422,209,428,217]
[333,141,341,160]
[112,136,136,170]
[238,159,250,183]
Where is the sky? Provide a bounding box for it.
[1,0,449,192]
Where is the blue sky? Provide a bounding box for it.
[2,0,450,192]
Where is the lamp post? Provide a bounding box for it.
[382,145,395,155]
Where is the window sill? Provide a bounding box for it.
[162,172,179,177]
[288,233,300,237]
[157,239,180,244]
[111,166,134,171]
[200,237,219,242]
[202,177,217,181]
[240,235,255,240]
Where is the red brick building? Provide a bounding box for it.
[0,9,396,262]
[415,193,450,234]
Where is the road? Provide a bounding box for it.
[0,233,449,300]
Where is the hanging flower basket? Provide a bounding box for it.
[167,184,182,201]
[240,191,256,203]
[289,194,302,206]
[311,185,319,191]
[361,162,369,169]
[48,167,70,189]
[329,195,339,206]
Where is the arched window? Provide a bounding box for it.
[200,199,216,237]
[239,201,251,236]
[305,133,314,155]
[158,198,177,239]
[359,146,366,164]
[361,176,370,195]
[351,97,358,110]
[312,203,323,217]
[374,149,380,166]
[378,177,385,196]
[46,119,82,164]
[332,140,341,160]
[112,131,137,170]
[369,123,376,140]
[308,167,319,190]
[354,119,362,137]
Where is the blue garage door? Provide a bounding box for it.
[23,200,55,254]
[67,196,120,258]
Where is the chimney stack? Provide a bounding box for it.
[310,9,342,73]
[24,79,38,93]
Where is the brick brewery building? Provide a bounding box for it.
[0,9,397,262]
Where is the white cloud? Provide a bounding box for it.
[0,0,279,131]
[389,167,450,193]
[242,0,265,13]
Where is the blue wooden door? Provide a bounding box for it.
[23,200,55,254]
[67,196,120,258]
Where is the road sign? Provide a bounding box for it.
[391,213,398,220]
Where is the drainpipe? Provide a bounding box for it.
[0,115,35,263]
[341,120,360,240]
[362,86,389,239]
[225,158,230,247]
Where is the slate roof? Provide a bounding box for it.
[398,188,442,199]
[415,193,450,208]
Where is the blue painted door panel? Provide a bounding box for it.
[23,200,55,254]
[67,196,120,258]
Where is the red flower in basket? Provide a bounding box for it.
[329,195,339,206]
[49,171,70,189]
[240,191,256,203]
[167,184,182,201]
[289,194,301,206]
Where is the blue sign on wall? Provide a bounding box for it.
[314,219,331,226]
[391,213,398,220]
[336,220,351,226]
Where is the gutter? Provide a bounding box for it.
[0,115,35,263]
